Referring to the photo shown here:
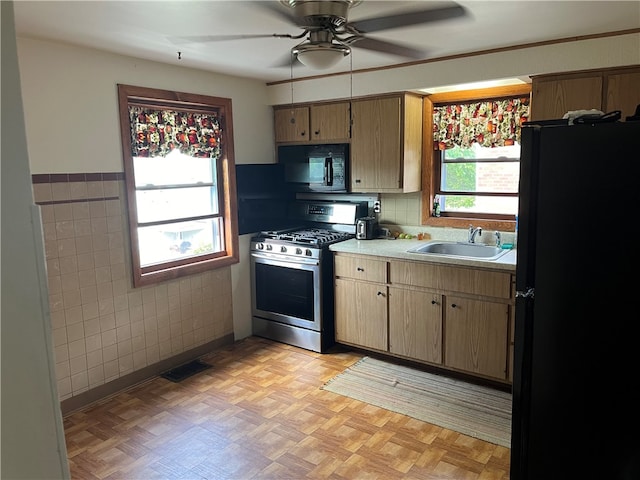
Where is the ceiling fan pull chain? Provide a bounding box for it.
[290,50,295,123]
[350,53,353,101]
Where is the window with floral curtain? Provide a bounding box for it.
[433,97,530,150]
[426,91,531,227]
[118,84,239,287]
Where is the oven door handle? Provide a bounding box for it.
[251,252,320,267]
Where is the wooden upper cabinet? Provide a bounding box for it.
[274,106,310,143]
[530,74,603,121]
[530,65,640,122]
[310,102,351,142]
[350,93,423,193]
[274,102,350,144]
[605,69,640,120]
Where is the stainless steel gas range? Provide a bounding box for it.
[250,200,368,352]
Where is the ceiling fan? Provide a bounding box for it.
[169,0,470,70]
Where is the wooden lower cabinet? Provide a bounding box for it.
[388,287,442,364]
[335,278,388,351]
[444,296,509,380]
[334,252,514,383]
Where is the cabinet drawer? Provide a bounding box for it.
[390,260,441,289]
[335,255,387,283]
[390,260,512,299]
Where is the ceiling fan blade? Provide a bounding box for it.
[167,34,292,45]
[349,4,468,34]
[349,36,426,60]
[271,52,304,69]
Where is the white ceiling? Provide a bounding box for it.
[13,1,640,84]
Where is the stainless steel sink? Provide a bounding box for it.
[407,241,510,260]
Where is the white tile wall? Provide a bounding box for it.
[34,175,234,401]
[379,192,422,226]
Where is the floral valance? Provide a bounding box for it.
[128,106,222,158]
[433,97,530,150]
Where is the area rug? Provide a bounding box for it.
[321,356,512,447]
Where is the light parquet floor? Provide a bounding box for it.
[63,336,510,479]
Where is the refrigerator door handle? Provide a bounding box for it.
[515,287,535,299]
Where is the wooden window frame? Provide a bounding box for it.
[117,84,239,287]
[421,84,531,232]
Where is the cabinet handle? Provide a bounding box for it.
[431,300,439,305]
[451,303,458,308]
[377,291,384,296]
[356,267,364,271]
[300,131,306,137]
[314,130,320,135]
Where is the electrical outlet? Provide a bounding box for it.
[374,201,381,213]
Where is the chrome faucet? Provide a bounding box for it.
[495,231,502,247]
[468,225,482,243]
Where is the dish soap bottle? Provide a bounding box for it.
[433,195,441,217]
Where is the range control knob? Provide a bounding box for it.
[257,243,264,250]
[305,249,313,256]
[295,248,302,255]
[280,246,287,253]
[266,244,272,251]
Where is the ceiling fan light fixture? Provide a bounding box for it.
[293,43,350,69]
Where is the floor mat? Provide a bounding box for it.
[161,359,212,382]
[322,356,512,447]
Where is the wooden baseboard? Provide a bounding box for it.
[60,334,234,415]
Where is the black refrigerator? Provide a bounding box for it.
[510,120,640,479]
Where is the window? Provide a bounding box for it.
[422,86,531,230]
[117,84,239,287]
[435,142,520,219]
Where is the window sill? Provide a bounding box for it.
[423,216,516,232]
[134,254,239,287]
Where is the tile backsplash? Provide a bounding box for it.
[379,192,422,225]
[32,173,234,401]
[378,192,517,246]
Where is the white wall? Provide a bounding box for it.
[16,36,277,344]
[17,37,276,172]
[1,2,70,477]
[266,32,640,104]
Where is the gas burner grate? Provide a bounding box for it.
[279,228,352,246]
[258,228,352,247]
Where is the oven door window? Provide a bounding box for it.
[254,262,315,321]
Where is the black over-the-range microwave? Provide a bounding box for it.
[277,143,349,193]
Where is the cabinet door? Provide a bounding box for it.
[531,75,602,121]
[310,102,350,141]
[388,287,442,364]
[444,296,509,380]
[335,278,387,351]
[350,96,402,192]
[274,106,309,143]
[605,70,640,120]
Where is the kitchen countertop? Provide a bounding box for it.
[329,238,517,272]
